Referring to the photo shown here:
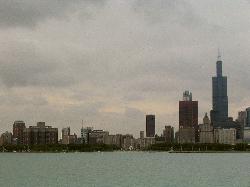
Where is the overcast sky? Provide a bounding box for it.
[0,0,250,137]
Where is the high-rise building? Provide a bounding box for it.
[211,54,228,127]
[23,122,58,145]
[179,91,198,143]
[146,115,155,137]
[12,121,26,145]
[246,108,250,128]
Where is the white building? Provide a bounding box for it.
[214,128,236,145]
[199,113,214,143]
[243,127,250,143]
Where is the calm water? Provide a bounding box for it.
[0,152,250,187]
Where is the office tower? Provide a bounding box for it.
[146,115,155,137]
[163,126,174,143]
[23,122,58,145]
[81,127,93,144]
[12,121,26,145]
[246,108,250,127]
[211,54,228,127]
[179,91,198,143]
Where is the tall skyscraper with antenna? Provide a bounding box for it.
[211,52,228,127]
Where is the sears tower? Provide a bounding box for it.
[210,53,228,127]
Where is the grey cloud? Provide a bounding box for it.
[0,0,106,28]
[0,41,75,87]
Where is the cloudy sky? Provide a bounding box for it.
[0,0,250,137]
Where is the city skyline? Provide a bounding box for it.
[0,0,250,136]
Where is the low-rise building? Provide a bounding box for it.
[243,127,250,144]
[0,131,12,146]
[122,134,135,150]
[179,127,195,144]
[214,128,236,145]
[62,127,77,145]
[104,134,122,147]
[23,122,58,145]
[89,130,109,144]
[163,126,174,143]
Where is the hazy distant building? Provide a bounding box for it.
[81,127,93,144]
[12,121,26,145]
[199,113,213,143]
[122,134,135,150]
[62,127,70,144]
[214,128,236,145]
[0,131,12,146]
[163,126,174,143]
[104,134,122,147]
[246,108,250,128]
[62,127,77,145]
[236,111,247,139]
[179,91,198,143]
[179,127,195,144]
[23,122,58,145]
[146,115,155,137]
[210,54,228,127]
[243,127,250,143]
[89,130,109,144]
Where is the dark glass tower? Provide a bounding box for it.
[146,115,155,137]
[211,55,228,127]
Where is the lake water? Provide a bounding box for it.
[0,152,250,187]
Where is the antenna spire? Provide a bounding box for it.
[217,48,222,61]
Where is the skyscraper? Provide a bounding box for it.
[12,121,26,145]
[211,54,228,127]
[146,115,155,137]
[179,91,198,143]
[179,91,198,128]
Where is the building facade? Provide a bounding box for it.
[146,115,155,137]
[243,127,250,143]
[62,127,70,145]
[81,127,93,144]
[12,121,26,145]
[62,127,77,145]
[0,131,12,146]
[211,55,228,127]
[23,122,58,145]
[214,128,236,145]
[179,91,198,143]
[88,130,109,144]
[199,113,213,143]
[163,126,174,143]
[246,108,250,128]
